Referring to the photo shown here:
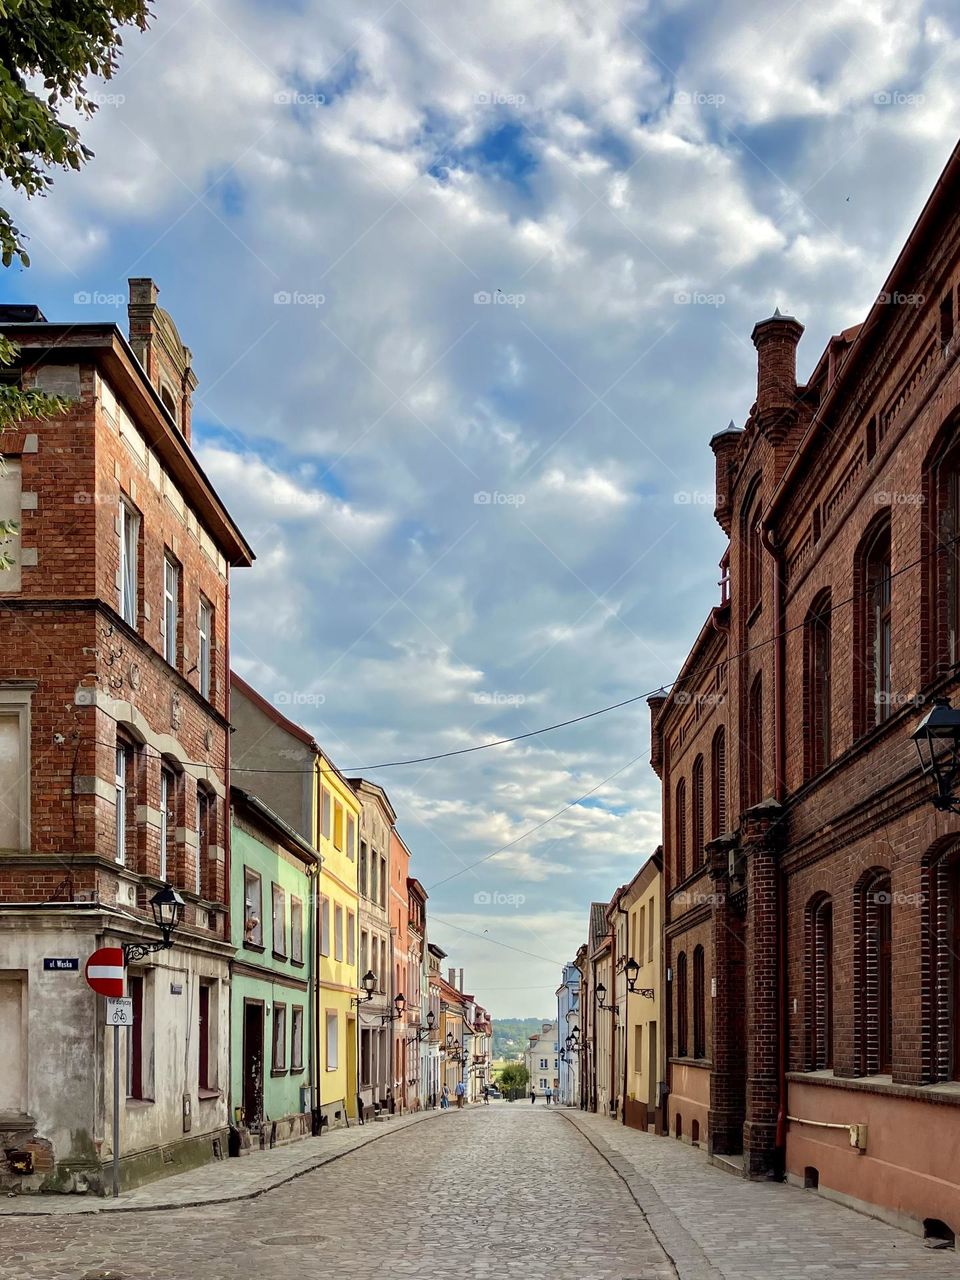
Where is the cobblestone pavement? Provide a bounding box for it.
[564,1110,960,1280]
[0,1105,674,1280]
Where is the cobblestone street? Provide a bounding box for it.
[3,1106,958,1280]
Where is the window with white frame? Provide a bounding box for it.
[291,896,303,964]
[244,868,263,947]
[162,552,179,666]
[0,459,23,591]
[320,896,330,956]
[115,742,132,865]
[198,597,212,699]
[325,1010,339,1070]
[119,498,140,627]
[272,883,286,957]
[291,1006,304,1072]
[159,765,173,880]
[0,689,31,851]
[347,910,356,966]
[334,903,344,961]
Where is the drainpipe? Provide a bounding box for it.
[760,521,788,1167]
[617,899,629,1126]
[609,926,617,1119]
[591,955,598,1112]
[224,575,233,1126]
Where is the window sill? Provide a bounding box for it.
[290,1064,305,1075]
[198,1088,221,1101]
[787,1070,960,1107]
[270,1068,289,1078]
[243,940,265,954]
[290,958,304,968]
[126,1097,154,1108]
[272,952,288,963]
[669,1056,712,1068]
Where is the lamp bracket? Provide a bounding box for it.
[122,937,171,965]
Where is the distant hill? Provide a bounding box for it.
[492,1017,553,1060]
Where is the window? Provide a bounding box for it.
[380,938,388,989]
[927,848,960,1081]
[676,952,688,1058]
[127,974,146,1099]
[855,870,892,1075]
[346,813,356,860]
[924,436,960,679]
[941,290,955,349]
[360,840,368,896]
[691,755,704,868]
[291,1006,304,1072]
[857,517,892,733]
[162,552,179,666]
[119,498,140,627]
[198,982,213,1091]
[647,896,654,964]
[380,856,387,908]
[361,929,369,974]
[334,800,343,850]
[159,766,170,880]
[693,946,705,1059]
[273,1003,287,1072]
[196,787,212,899]
[320,789,332,840]
[244,869,263,947]
[198,597,213,700]
[272,884,286,958]
[805,895,833,1070]
[370,851,378,903]
[115,742,133,865]
[0,691,30,852]
[746,674,763,807]
[291,897,303,964]
[334,904,344,961]
[0,458,22,590]
[742,477,763,615]
[325,1010,339,1070]
[710,727,726,839]
[804,592,832,778]
[674,779,687,883]
[320,896,330,956]
[347,910,356,965]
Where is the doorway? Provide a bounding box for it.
[647,1021,657,1115]
[243,1001,264,1131]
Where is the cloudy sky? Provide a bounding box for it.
[7,0,960,1015]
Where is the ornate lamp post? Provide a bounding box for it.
[350,969,377,1008]
[122,885,185,963]
[913,697,960,812]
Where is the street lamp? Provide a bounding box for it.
[123,885,185,963]
[407,1009,436,1044]
[380,992,406,1024]
[913,697,960,812]
[595,981,618,1016]
[622,956,655,1000]
[350,969,377,1008]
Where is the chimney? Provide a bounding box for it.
[750,308,804,444]
[709,421,742,535]
[647,690,668,778]
[127,278,197,443]
[458,968,464,991]
[448,967,456,988]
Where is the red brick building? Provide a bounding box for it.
[652,141,960,1235]
[0,282,253,1191]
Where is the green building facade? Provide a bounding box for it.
[230,787,318,1149]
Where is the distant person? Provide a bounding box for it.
[545,1085,553,1105]
[441,1084,450,1109]
[530,1088,537,1104]
[482,1085,490,1105]
[455,1079,466,1109]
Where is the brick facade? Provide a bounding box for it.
[652,140,960,1229]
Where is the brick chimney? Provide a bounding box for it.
[448,967,456,988]
[458,968,464,991]
[750,308,803,444]
[647,689,668,778]
[127,278,198,443]
[710,421,742,535]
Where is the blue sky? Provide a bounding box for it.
[7,0,960,1015]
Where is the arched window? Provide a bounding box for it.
[741,475,763,614]
[692,755,704,868]
[855,516,892,734]
[711,727,726,839]
[926,846,960,1081]
[675,779,687,883]
[805,895,833,1070]
[855,870,892,1075]
[923,431,960,679]
[676,952,688,1058]
[804,591,832,779]
[197,784,214,900]
[693,946,706,1059]
[746,674,763,807]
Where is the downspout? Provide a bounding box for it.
[224,574,233,1127]
[761,521,788,1167]
[591,955,598,1112]
[617,900,629,1126]
[609,927,617,1118]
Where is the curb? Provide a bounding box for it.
[558,1111,726,1280]
[0,1108,450,1218]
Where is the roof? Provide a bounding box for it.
[231,786,320,866]
[652,604,729,728]
[589,901,608,951]
[348,776,397,824]
[1,319,254,567]
[428,942,447,959]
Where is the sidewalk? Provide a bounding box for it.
[0,1107,450,1217]
[561,1110,959,1280]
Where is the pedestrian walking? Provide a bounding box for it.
[482,1085,490,1104]
[546,1085,553,1105]
[530,1088,537,1104]
[455,1079,466,1109]
[440,1084,450,1109]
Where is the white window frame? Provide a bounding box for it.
[334,904,344,962]
[115,744,129,865]
[119,499,139,627]
[320,896,330,956]
[198,597,212,699]
[325,1010,339,1071]
[347,910,356,966]
[159,767,170,880]
[0,687,32,852]
[162,553,179,666]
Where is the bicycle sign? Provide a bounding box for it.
[105,997,133,1027]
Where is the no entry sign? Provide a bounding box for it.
[84,947,125,997]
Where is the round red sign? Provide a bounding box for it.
[84,946,125,997]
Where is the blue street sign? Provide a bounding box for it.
[43,957,79,972]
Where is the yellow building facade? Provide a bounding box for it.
[623,854,663,1129]
[314,752,362,1127]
